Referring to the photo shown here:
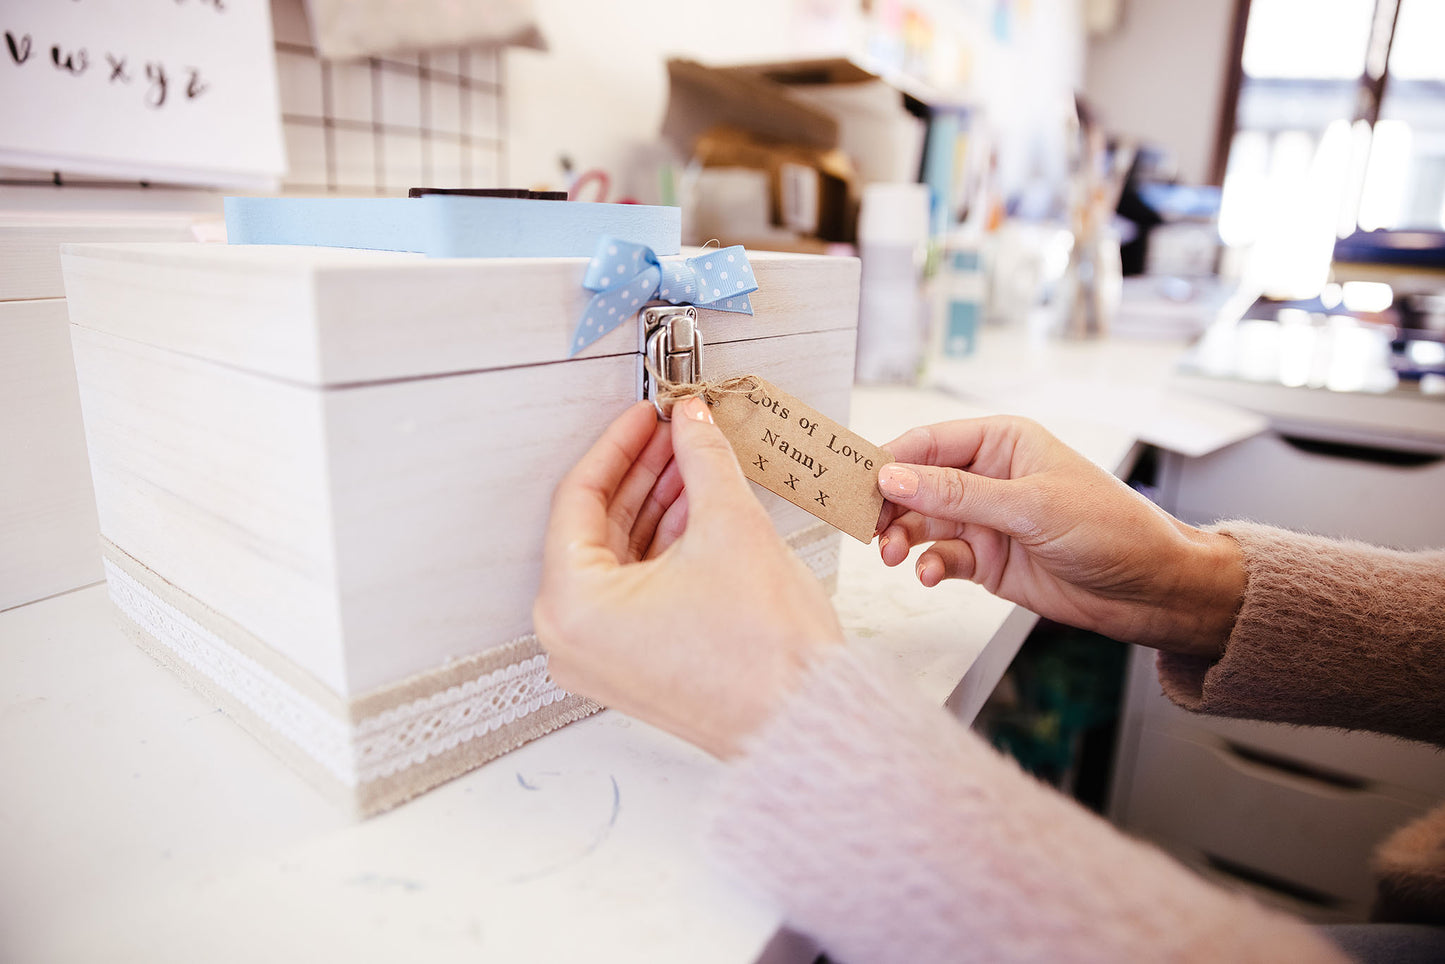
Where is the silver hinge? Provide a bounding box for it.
[639,305,703,419]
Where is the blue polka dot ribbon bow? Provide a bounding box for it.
[569,236,758,357]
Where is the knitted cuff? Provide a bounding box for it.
[710,642,1345,963]
[1157,522,1445,745]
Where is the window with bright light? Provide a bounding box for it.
[1217,0,1444,297]
[1360,1,1445,231]
[1239,0,1373,80]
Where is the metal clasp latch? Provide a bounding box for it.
[639,305,703,419]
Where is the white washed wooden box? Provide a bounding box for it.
[60,242,860,816]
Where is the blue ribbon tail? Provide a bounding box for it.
[701,292,754,315]
[683,245,758,314]
[569,262,662,357]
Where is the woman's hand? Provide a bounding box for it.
[534,398,844,759]
[875,416,1243,658]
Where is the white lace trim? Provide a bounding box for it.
[106,526,838,792]
[105,560,564,789]
[792,530,841,582]
[354,654,562,784]
[106,559,356,784]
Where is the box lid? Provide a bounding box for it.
[59,242,859,387]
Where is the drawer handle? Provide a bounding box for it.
[1279,434,1442,468]
[1205,854,1342,909]
[1223,742,1366,792]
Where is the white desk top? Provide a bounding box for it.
[0,383,1141,964]
[926,326,1268,459]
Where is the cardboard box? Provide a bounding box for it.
[689,127,857,242]
[663,60,861,245]
[728,58,931,187]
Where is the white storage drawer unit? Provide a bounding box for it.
[1113,646,1445,921]
[1167,430,1445,550]
[1111,422,1445,921]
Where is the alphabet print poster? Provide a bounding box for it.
[1,0,286,187]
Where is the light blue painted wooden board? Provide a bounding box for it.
[223,196,680,258]
[418,195,680,257]
[224,198,424,251]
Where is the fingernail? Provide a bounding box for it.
[679,396,713,424]
[917,556,938,587]
[878,534,891,553]
[878,463,918,498]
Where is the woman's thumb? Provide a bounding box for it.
[670,396,756,514]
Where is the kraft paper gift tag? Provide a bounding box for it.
[705,377,891,544]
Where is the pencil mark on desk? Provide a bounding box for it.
[506,775,621,884]
[516,770,563,790]
[604,775,620,831]
[572,775,622,857]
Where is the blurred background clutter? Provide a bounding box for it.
[14,0,1443,390]
[8,0,1444,364]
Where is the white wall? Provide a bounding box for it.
[504,0,812,199]
[980,0,1087,203]
[2,0,1087,211]
[1083,0,1235,185]
[506,0,1087,204]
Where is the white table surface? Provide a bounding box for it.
[0,382,1143,964]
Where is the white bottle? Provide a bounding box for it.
[855,183,931,383]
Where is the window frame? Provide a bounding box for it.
[1208,0,1402,188]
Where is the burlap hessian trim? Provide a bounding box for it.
[103,518,836,818]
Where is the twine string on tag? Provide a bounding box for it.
[644,355,759,416]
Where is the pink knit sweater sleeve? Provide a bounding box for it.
[708,644,1347,964]
[1157,522,1445,745]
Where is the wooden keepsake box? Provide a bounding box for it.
[60,241,859,816]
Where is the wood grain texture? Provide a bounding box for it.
[67,245,859,697]
[1,214,198,301]
[326,329,853,693]
[0,300,103,609]
[61,243,861,386]
[63,244,327,385]
[71,325,348,691]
